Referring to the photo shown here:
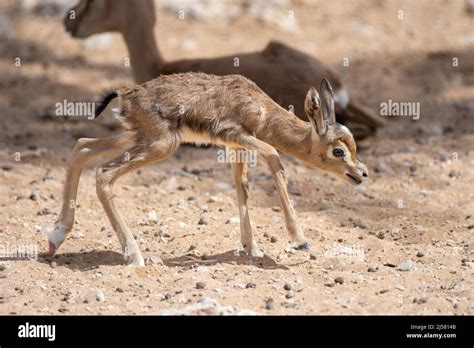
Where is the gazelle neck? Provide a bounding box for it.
[122,24,165,83]
[260,106,314,161]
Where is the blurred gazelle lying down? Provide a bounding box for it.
[48,72,368,266]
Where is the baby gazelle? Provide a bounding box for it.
[49,73,368,266]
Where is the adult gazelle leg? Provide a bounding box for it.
[230,150,263,257]
[49,136,124,255]
[95,136,179,266]
[235,135,309,250]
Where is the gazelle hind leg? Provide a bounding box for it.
[95,136,179,266]
[231,156,263,257]
[49,136,124,256]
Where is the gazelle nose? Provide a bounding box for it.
[362,170,369,181]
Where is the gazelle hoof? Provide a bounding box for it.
[243,242,264,257]
[248,248,264,258]
[125,254,145,267]
[48,241,57,256]
[294,241,310,251]
[47,223,67,256]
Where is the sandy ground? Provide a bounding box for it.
[0,0,473,315]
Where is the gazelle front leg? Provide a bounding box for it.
[237,135,309,250]
[231,155,263,257]
[266,153,309,250]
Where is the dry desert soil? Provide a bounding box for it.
[0,0,473,315]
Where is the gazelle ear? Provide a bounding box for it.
[320,78,336,124]
[304,87,327,136]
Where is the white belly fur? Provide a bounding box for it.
[179,126,229,147]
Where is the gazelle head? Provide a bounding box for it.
[304,79,369,185]
[64,0,155,38]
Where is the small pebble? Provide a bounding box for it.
[37,207,51,216]
[116,288,124,293]
[207,196,218,203]
[283,283,292,291]
[196,282,206,289]
[335,277,344,285]
[285,292,294,299]
[416,251,424,258]
[374,161,394,174]
[415,297,428,304]
[448,170,460,178]
[96,291,105,302]
[50,261,57,268]
[368,267,378,272]
[63,291,74,303]
[265,298,274,310]
[384,262,397,268]
[197,217,207,225]
[71,230,83,239]
[246,283,256,289]
[270,236,278,243]
[398,261,414,272]
[145,256,163,265]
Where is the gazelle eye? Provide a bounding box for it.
[333,148,344,157]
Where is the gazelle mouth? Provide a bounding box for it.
[346,173,362,184]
